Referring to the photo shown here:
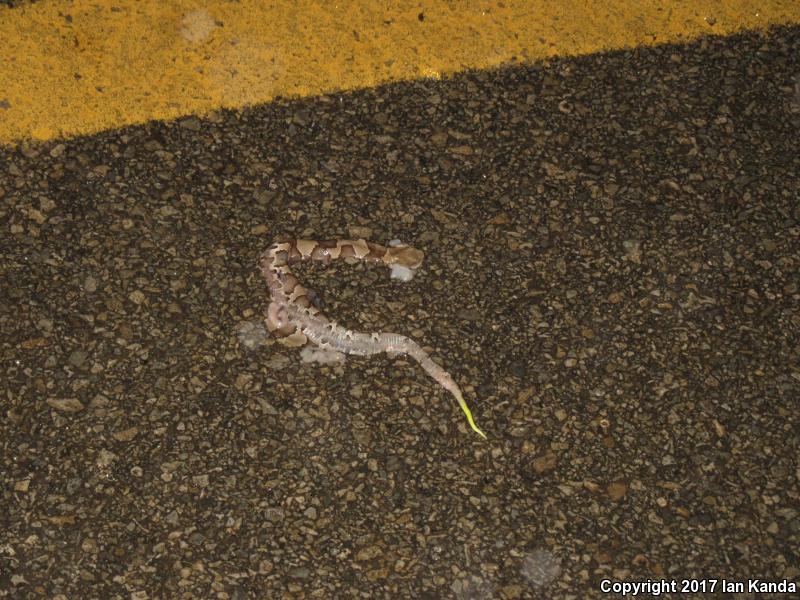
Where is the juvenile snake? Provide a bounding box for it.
[259,237,485,438]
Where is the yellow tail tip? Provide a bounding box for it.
[455,394,487,439]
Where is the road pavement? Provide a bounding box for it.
[2,23,799,600]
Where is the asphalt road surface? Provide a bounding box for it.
[2,25,799,600]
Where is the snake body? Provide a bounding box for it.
[259,237,485,438]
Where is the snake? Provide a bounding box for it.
[259,237,485,438]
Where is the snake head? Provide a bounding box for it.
[385,245,424,270]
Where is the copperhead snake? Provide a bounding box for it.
[259,237,485,438]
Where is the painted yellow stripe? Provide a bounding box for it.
[1,1,798,143]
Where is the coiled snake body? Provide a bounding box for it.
[259,237,485,438]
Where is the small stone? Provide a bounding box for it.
[259,399,279,415]
[583,480,600,493]
[188,532,205,545]
[356,545,382,561]
[532,453,557,473]
[766,521,779,534]
[607,481,627,501]
[21,337,47,349]
[501,584,523,599]
[179,117,201,131]
[47,398,85,412]
[27,208,46,224]
[264,508,284,523]
[96,449,117,467]
[289,566,310,579]
[516,387,535,403]
[430,132,448,145]
[234,373,252,390]
[450,145,473,155]
[623,239,642,263]
[348,225,373,239]
[113,426,139,441]
[259,559,274,574]
[761,238,777,252]
[430,209,450,223]
[68,349,88,367]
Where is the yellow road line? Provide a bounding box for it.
[1,1,798,143]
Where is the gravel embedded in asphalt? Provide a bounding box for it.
[1,25,799,599]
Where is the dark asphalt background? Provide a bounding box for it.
[2,25,799,600]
